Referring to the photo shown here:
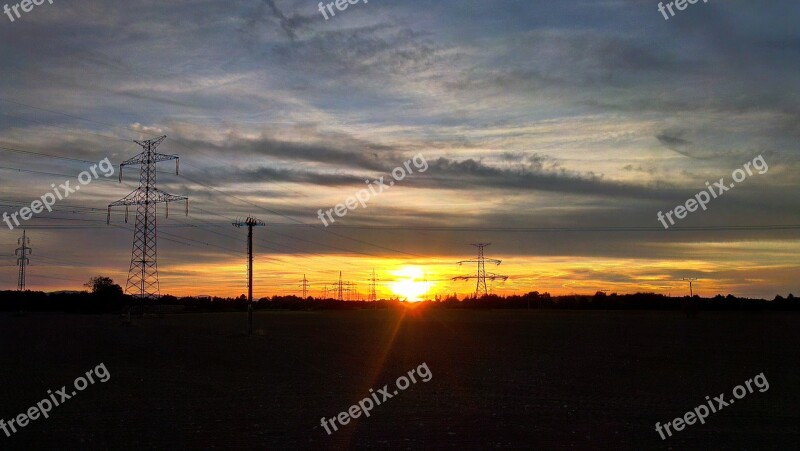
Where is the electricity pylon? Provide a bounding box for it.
[15,230,31,291]
[233,216,266,336]
[300,274,309,298]
[452,243,508,298]
[682,278,698,297]
[368,269,378,302]
[329,272,357,300]
[108,136,188,299]
[345,282,357,301]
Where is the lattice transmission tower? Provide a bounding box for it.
[108,136,188,299]
[15,230,31,291]
[329,272,356,301]
[368,269,378,302]
[300,274,309,298]
[338,271,344,301]
[452,243,508,298]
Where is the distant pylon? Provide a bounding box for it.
[108,136,188,299]
[15,230,31,291]
[682,278,699,297]
[337,271,343,301]
[345,282,356,301]
[233,216,266,336]
[369,269,378,302]
[301,274,309,298]
[452,243,508,298]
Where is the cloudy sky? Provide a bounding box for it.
[0,0,797,299]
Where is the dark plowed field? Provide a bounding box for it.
[1,309,798,450]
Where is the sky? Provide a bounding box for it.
[0,0,798,299]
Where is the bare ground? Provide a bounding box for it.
[0,308,798,450]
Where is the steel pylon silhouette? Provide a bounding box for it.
[15,230,31,291]
[452,243,508,298]
[368,269,378,302]
[108,136,188,299]
[301,274,309,298]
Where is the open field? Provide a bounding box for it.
[1,309,798,450]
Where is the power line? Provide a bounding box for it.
[0,144,103,164]
[0,97,148,139]
[0,112,132,142]
[0,164,123,182]
[2,99,796,302]
[171,160,424,257]
[5,102,794,240]
[261,223,800,233]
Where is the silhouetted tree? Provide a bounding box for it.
[84,276,123,299]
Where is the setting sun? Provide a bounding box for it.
[389,267,433,302]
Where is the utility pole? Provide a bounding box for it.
[108,136,188,301]
[682,278,698,297]
[453,243,508,298]
[301,274,309,298]
[15,230,31,291]
[337,271,343,301]
[233,216,265,336]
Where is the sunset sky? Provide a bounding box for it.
[0,0,798,299]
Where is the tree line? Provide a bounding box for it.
[0,276,797,314]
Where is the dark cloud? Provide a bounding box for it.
[246,0,315,42]
[656,130,690,149]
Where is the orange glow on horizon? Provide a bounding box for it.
[30,240,800,300]
[389,266,433,302]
